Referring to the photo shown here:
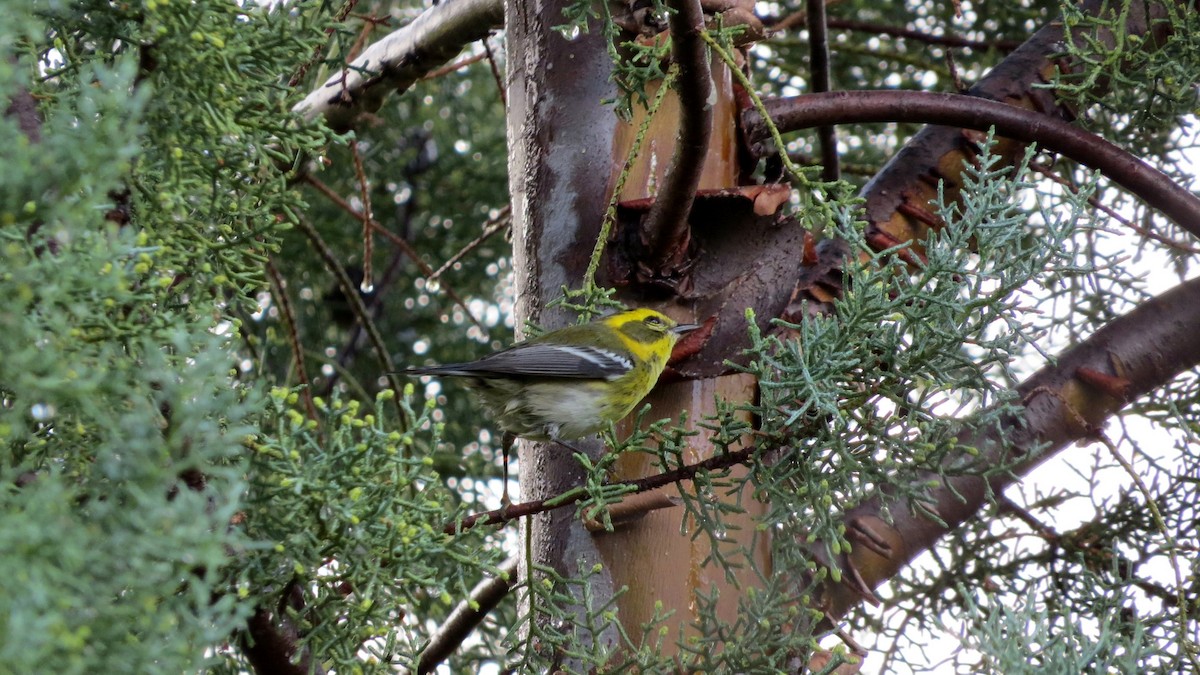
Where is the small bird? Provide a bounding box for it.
[407,308,697,498]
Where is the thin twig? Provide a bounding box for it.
[265,258,319,422]
[481,36,506,108]
[367,221,486,332]
[824,18,1022,51]
[767,0,847,34]
[321,244,413,398]
[788,151,878,176]
[444,445,756,535]
[767,11,1023,51]
[429,206,511,282]
[302,173,485,332]
[806,0,839,182]
[293,214,407,424]
[944,44,966,92]
[1029,159,1200,254]
[345,13,390,62]
[995,494,1058,539]
[349,139,375,296]
[422,52,487,81]
[1094,432,1200,670]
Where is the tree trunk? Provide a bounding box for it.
[504,0,624,656]
[504,1,769,660]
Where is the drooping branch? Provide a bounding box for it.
[265,259,318,422]
[301,173,485,333]
[640,0,714,270]
[294,0,504,131]
[742,90,1200,239]
[811,273,1200,623]
[293,215,407,422]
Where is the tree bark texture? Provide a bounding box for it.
[503,0,624,657]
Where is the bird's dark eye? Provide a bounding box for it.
[644,315,663,327]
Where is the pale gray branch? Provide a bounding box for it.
[294,0,503,131]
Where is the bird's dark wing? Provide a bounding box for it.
[409,343,632,380]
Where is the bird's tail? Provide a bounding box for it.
[402,364,475,377]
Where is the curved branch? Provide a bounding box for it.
[742,90,1200,239]
[815,273,1200,623]
[417,558,518,674]
[641,0,713,269]
[294,0,504,131]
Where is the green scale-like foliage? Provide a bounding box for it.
[0,0,495,671]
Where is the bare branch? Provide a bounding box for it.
[817,274,1200,624]
[806,0,839,182]
[769,15,1024,51]
[265,259,319,422]
[641,0,713,271]
[743,90,1200,239]
[301,174,485,332]
[293,215,408,422]
[825,18,1024,51]
[417,558,518,673]
[444,444,756,535]
[294,0,503,131]
[429,205,512,282]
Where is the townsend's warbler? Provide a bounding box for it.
[408,308,697,443]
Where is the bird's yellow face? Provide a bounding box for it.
[600,309,683,368]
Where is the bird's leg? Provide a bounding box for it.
[500,431,516,507]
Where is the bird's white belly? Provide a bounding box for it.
[514,383,611,440]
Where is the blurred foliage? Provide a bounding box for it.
[752,0,1064,184]
[1,0,508,671]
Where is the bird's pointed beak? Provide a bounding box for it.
[672,323,700,335]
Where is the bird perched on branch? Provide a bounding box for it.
[406,308,697,501]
